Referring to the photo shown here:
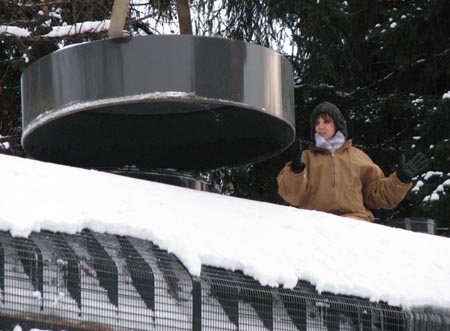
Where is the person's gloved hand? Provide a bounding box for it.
[396,153,430,183]
[290,139,305,173]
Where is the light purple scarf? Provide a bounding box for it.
[315,130,346,153]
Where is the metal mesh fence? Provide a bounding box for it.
[0,230,448,331]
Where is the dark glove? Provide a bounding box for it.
[289,139,305,173]
[396,153,430,183]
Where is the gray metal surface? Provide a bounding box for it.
[21,35,294,170]
[107,167,220,193]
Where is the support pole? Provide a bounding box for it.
[108,0,131,39]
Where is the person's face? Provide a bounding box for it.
[315,114,336,140]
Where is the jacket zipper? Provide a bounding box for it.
[331,153,336,187]
[331,152,338,214]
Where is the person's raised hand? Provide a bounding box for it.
[290,139,305,173]
[396,153,430,183]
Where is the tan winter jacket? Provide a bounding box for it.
[277,140,412,221]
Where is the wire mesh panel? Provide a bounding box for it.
[200,267,275,331]
[125,236,194,331]
[198,268,407,331]
[0,230,449,331]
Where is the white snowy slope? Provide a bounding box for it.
[1,154,449,310]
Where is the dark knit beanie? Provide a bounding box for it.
[310,102,348,140]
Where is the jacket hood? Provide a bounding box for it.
[310,102,348,140]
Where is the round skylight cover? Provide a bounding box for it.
[21,35,295,170]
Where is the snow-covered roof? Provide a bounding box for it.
[1,154,449,310]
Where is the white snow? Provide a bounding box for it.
[443,90,450,99]
[0,134,10,150]
[424,192,440,202]
[0,25,31,37]
[44,20,110,37]
[11,326,56,331]
[423,179,450,202]
[1,154,450,310]
[1,21,109,38]
[423,171,443,180]
[412,180,424,192]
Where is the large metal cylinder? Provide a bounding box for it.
[21,35,295,170]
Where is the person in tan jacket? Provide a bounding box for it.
[277,101,430,221]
